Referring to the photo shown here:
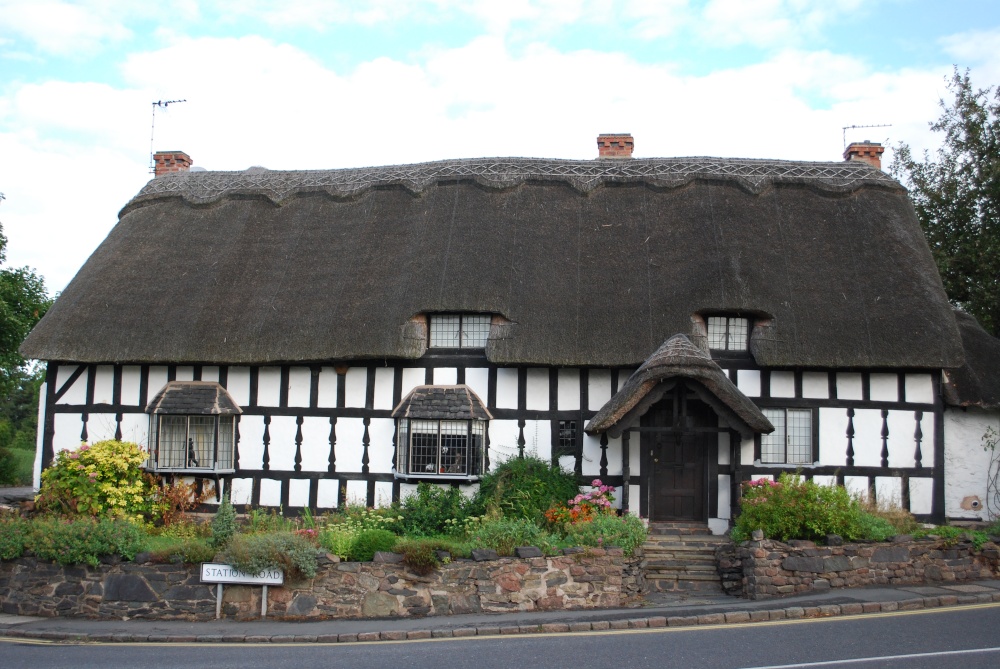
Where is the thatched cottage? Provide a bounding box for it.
[21,135,1000,530]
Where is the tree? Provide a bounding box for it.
[0,222,52,483]
[891,68,1000,336]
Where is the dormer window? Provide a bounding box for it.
[429,314,492,348]
[707,316,749,351]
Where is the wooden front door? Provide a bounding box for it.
[642,386,715,522]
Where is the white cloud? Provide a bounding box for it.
[698,0,865,48]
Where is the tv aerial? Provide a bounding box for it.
[149,99,187,173]
[842,123,891,148]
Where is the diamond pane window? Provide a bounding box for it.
[761,408,813,465]
[429,314,492,348]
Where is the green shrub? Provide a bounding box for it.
[211,494,238,547]
[915,525,991,550]
[398,483,472,536]
[35,440,162,521]
[472,517,557,556]
[326,504,403,534]
[852,512,897,542]
[395,538,448,575]
[221,532,319,579]
[0,514,28,560]
[27,517,145,567]
[562,514,648,556]
[348,529,398,561]
[318,528,356,560]
[473,456,580,522]
[732,474,869,542]
[243,506,297,534]
[144,535,217,564]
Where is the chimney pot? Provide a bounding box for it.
[153,150,193,177]
[597,133,634,159]
[843,141,884,170]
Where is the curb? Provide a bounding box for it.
[2,592,999,644]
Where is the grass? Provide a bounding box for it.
[8,446,34,485]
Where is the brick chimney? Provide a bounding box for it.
[843,141,884,170]
[597,133,634,159]
[153,151,192,177]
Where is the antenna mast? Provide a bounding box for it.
[842,123,891,148]
[149,99,187,173]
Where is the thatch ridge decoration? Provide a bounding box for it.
[586,334,773,439]
[124,156,902,212]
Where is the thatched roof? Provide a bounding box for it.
[391,385,492,420]
[943,310,1000,409]
[21,156,963,369]
[146,381,242,415]
[585,335,773,438]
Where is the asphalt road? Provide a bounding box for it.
[4,603,1000,669]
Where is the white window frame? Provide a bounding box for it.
[428,314,492,348]
[760,408,814,465]
[147,414,236,474]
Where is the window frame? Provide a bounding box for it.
[706,315,751,352]
[147,413,237,474]
[428,313,492,349]
[395,417,487,481]
[758,407,817,466]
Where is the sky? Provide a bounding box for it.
[1,0,1000,294]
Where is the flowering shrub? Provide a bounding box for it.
[563,514,648,556]
[545,479,617,526]
[35,440,163,521]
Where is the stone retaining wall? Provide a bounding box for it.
[0,548,642,621]
[727,537,1000,600]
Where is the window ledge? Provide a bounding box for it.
[753,460,819,468]
[145,467,236,475]
[394,472,481,482]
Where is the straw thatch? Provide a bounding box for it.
[21,156,963,369]
[391,385,492,420]
[943,310,1000,409]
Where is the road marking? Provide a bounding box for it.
[0,636,54,645]
[43,602,1000,648]
[740,646,1000,668]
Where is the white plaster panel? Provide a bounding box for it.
[175,366,194,382]
[299,416,333,472]
[120,366,142,406]
[345,367,367,408]
[432,367,458,385]
[708,518,729,535]
[581,433,603,476]
[288,479,310,507]
[717,433,731,466]
[944,408,996,518]
[230,478,254,506]
[264,415,298,471]
[399,482,419,499]
[200,366,220,383]
[345,480,368,505]
[558,369,580,411]
[375,481,394,508]
[812,475,837,487]
[736,369,761,398]
[372,368,394,410]
[464,368,489,405]
[558,455,576,475]
[905,374,935,405]
[258,479,282,507]
[836,373,863,401]
[257,367,281,407]
[53,413,84,454]
[236,415,265,470]
[317,367,338,408]
[802,372,829,399]
[627,485,640,514]
[521,419,551,461]
[741,437,755,465]
[886,410,920,468]
[93,367,114,405]
[55,365,88,405]
[34,382,46,487]
[588,370,612,410]
[86,413,120,443]
[844,476,871,501]
[769,371,795,398]
[628,430,640,477]
[849,409,886,467]
[335,417,366,471]
[717,475,731,519]
[818,407,850,466]
[875,477,903,507]
[487,419,521,462]
[226,367,251,406]
[400,367,426,400]
[366,418,395,474]
[909,477,934,515]
[870,373,898,402]
[496,368,519,410]
[526,368,549,410]
[317,479,340,508]
[118,413,150,448]
[288,367,312,408]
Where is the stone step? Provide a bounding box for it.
[647,522,713,537]
[643,556,717,567]
[646,571,722,582]
[643,540,727,550]
[643,561,719,572]
[648,576,724,593]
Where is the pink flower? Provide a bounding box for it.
[79,445,90,452]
